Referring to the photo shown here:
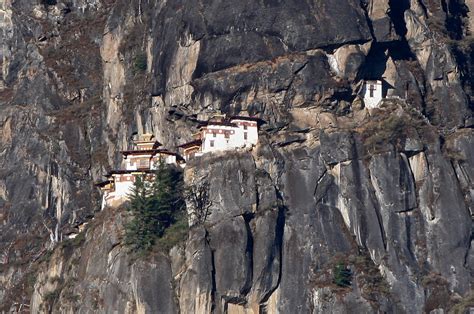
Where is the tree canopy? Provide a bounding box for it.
[124,162,185,253]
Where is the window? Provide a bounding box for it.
[243,125,248,130]
[210,140,214,147]
[139,159,148,168]
[369,84,375,97]
[244,132,248,140]
[225,133,230,139]
[213,132,216,138]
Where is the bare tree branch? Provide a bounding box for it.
[185,180,212,225]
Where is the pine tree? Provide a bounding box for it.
[124,161,185,253]
[149,161,175,231]
[124,175,154,252]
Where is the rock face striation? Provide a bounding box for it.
[0,0,473,312]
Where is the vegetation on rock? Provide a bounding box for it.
[185,180,213,225]
[133,53,148,73]
[124,163,186,253]
[333,262,352,288]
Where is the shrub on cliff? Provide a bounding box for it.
[133,53,147,73]
[185,180,212,225]
[333,262,352,287]
[124,163,185,253]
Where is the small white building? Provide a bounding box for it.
[179,115,261,160]
[229,117,259,147]
[362,80,384,109]
[97,134,184,209]
[99,171,156,209]
[122,150,179,170]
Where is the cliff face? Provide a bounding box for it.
[0,0,473,312]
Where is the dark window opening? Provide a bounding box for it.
[139,159,149,168]
[369,84,375,97]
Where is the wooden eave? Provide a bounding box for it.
[95,179,113,187]
[229,115,266,125]
[105,169,155,177]
[121,149,180,157]
[178,139,202,149]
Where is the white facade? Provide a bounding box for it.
[362,80,383,109]
[125,154,151,170]
[99,134,183,210]
[113,174,135,198]
[101,173,152,209]
[100,174,134,209]
[231,119,258,146]
[201,125,236,153]
[200,119,258,154]
[124,153,177,170]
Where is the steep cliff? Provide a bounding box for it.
[0,0,473,312]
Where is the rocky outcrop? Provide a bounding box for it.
[0,0,472,312]
[29,207,178,313]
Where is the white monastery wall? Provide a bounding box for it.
[201,122,258,154]
[362,80,383,109]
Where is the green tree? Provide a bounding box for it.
[133,53,147,73]
[124,162,185,253]
[333,262,352,287]
[124,175,154,252]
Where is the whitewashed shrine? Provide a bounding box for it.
[362,80,384,109]
[179,115,261,160]
[96,134,184,209]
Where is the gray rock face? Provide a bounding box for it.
[249,208,282,305]
[209,216,252,305]
[446,129,474,216]
[186,152,257,224]
[178,227,214,314]
[277,146,355,313]
[0,0,473,313]
[418,148,471,294]
[132,259,177,314]
[29,208,178,313]
[151,0,371,85]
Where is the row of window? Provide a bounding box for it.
[208,125,249,137]
[115,175,154,182]
[210,132,248,139]
[208,132,248,147]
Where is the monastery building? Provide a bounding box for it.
[97,115,263,208]
[361,80,384,109]
[96,134,184,209]
[179,115,261,160]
